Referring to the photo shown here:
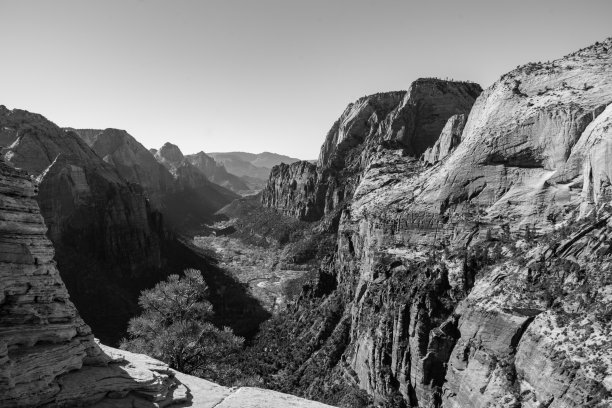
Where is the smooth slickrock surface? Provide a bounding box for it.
[423,113,466,164]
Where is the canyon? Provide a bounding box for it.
[0,157,333,407]
[0,37,611,408]
[240,38,612,407]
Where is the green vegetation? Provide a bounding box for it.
[120,269,244,382]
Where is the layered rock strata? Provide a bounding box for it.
[257,38,612,407]
[0,156,333,408]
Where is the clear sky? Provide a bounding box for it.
[1,1,610,159]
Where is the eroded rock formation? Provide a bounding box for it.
[423,114,466,164]
[0,156,333,408]
[254,38,612,407]
[0,109,242,344]
[262,79,482,222]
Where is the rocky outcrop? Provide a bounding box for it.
[251,38,612,407]
[423,114,466,164]
[336,38,612,407]
[0,160,334,407]
[70,128,176,207]
[0,109,244,344]
[262,161,321,220]
[0,109,169,343]
[0,158,104,406]
[262,79,483,222]
[442,213,612,408]
[186,151,249,194]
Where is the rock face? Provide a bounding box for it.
[253,39,612,407]
[423,114,466,164]
[262,161,321,220]
[186,151,250,193]
[0,110,239,344]
[0,109,168,343]
[70,128,176,207]
[0,158,104,406]
[72,129,238,227]
[262,79,482,222]
[0,159,334,407]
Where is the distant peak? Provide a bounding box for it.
[157,142,185,163]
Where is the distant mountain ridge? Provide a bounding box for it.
[208,151,301,176]
[69,128,238,230]
[208,151,302,192]
[185,151,250,193]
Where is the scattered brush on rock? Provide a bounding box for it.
[120,269,244,383]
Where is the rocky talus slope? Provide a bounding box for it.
[250,39,612,407]
[0,157,333,408]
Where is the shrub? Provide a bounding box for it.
[120,269,244,380]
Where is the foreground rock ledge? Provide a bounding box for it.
[0,158,332,407]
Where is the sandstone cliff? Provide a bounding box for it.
[262,79,482,222]
[422,114,466,164]
[0,109,168,343]
[0,158,334,407]
[149,142,238,230]
[0,109,244,344]
[249,38,612,407]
